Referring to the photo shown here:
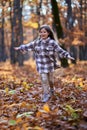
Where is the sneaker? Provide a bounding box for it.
[42,93,50,103]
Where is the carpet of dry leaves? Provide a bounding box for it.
[0,59,87,130]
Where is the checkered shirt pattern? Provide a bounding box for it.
[19,37,70,74]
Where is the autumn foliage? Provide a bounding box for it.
[0,60,87,130]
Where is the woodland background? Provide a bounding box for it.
[0,0,87,130]
[0,0,87,66]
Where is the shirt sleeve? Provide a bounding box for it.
[19,40,35,51]
[53,40,70,58]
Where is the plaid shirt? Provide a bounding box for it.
[19,37,70,74]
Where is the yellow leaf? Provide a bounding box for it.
[22,82,27,87]
[20,88,24,92]
[79,82,83,87]
[25,85,30,90]
[43,104,50,113]
[22,82,30,90]
[5,87,9,93]
[33,126,44,130]
[23,21,38,29]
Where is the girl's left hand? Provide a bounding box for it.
[68,55,75,60]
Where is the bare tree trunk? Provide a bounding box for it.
[65,0,74,29]
[36,0,42,28]
[9,0,16,64]
[51,0,63,38]
[79,0,87,60]
[10,0,24,66]
[17,0,24,66]
[84,0,87,25]
[51,0,69,67]
[65,0,77,64]
[0,1,7,62]
[79,0,83,30]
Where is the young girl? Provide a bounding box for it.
[14,25,74,103]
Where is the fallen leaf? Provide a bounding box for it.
[43,104,50,113]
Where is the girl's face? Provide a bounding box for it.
[39,28,49,40]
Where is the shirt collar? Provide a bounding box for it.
[40,37,50,43]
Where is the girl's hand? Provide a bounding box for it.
[14,47,20,50]
[14,45,27,54]
[68,55,75,60]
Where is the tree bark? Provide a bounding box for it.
[65,0,74,29]
[51,0,69,67]
[10,0,24,66]
[0,1,7,62]
[51,0,63,38]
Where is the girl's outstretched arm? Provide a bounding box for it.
[14,40,36,53]
[54,41,75,60]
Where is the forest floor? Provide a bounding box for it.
[0,59,87,130]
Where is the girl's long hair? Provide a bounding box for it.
[39,25,55,40]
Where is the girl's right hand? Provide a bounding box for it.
[14,45,27,54]
[14,47,27,54]
[14,45,25,51]
[14,47,20,50]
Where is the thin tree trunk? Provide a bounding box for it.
[10,0,16,64]
[17,0,24,66]
[0,1,7,62]
[51,0,69,67]
[51,0,63,38]
[10,0,24,66]
[79,0,83,30]
[66,0,74,29]
[36,0,42,28]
